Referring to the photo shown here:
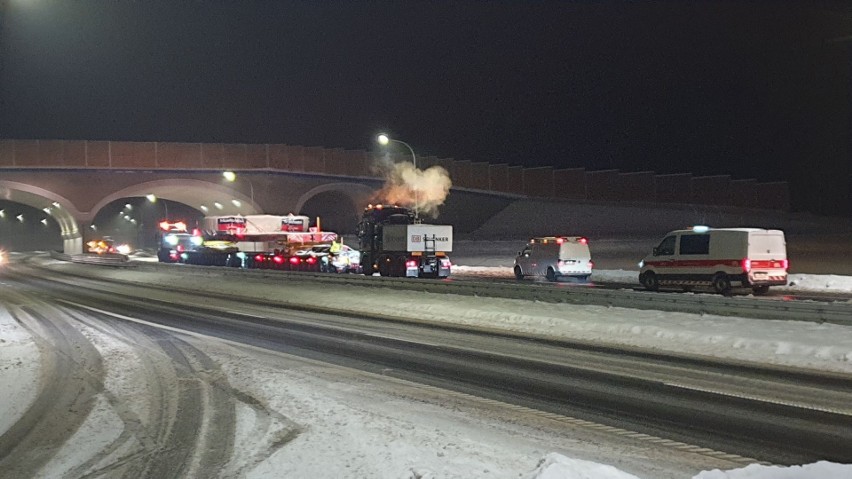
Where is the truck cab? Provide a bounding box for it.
[357,204,452,278]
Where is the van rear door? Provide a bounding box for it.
[558,243,590,262]
[747,231,788,284]
[748,232,787,261]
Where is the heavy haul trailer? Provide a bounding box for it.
[161,215,339,272]
[202,214,337,271]
[358,205,452,278]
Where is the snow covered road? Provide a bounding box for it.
[2,255,852,478]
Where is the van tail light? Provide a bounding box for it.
[406,260,418,268]
[578,237,588,245]
[588,260,594,268]
[741,258,751,273]
[781,259,789,271]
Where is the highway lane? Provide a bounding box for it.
[7,262,852,467]
[0,268,286,478]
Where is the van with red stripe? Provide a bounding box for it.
[639,227,788,295]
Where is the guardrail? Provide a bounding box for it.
[125,260,852,326]
[50,251,133,266]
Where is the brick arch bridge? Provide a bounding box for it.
[0,139,790,253]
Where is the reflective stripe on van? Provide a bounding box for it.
[644,259,742,268]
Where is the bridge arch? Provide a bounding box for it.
[91,179,262,220]
[295,183,376,234]
[1,180,84,253]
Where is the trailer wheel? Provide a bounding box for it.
[545,267,558,282]
[514,265,524,280]
[640,272,659,291]
[712,273,732,295]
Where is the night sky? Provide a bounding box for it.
[1,1,850,216]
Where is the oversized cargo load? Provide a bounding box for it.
[202,214,335,254]
[156,215,339,273]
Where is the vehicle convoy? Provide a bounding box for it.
[357,204,452,278]
[156,214,348,272]
[639,226,789,295]
[514,236,593,282]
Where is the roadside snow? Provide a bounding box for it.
[0,308,40,434]
[452,266,852,294]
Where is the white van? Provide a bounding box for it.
[514,236,593,282]
[639,227,788,295]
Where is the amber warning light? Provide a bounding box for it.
[159,221,187,232]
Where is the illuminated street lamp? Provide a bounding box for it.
[376,133,419,221]
[223,171,254,209]
[147,194,168,220]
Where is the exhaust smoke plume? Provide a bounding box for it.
[371,154,452,218]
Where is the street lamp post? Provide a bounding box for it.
[223,171,254,211]
[377,134,419,222]
[146,194,168,220]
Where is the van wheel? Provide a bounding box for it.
[712,273,732,295]
[514,265,524,280]
[546,267,558,282]
[752,285,770,295]
[640,272,659,291]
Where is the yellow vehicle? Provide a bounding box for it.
[86,239,116,254]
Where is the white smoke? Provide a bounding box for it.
[371,153,452,218]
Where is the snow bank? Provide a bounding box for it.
[693,461,852,479]
[525,453,641,479]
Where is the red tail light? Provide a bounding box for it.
[741,258,751,273]
[781,259,789,270]
[273,255,284,264]
[588,260,594,268]
[254,254,265,262]
[406,260,417,268]
[578,237,588,245]
[289,256,300,264]
[306,256,317,264]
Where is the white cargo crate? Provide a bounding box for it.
[382,224,453,252]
